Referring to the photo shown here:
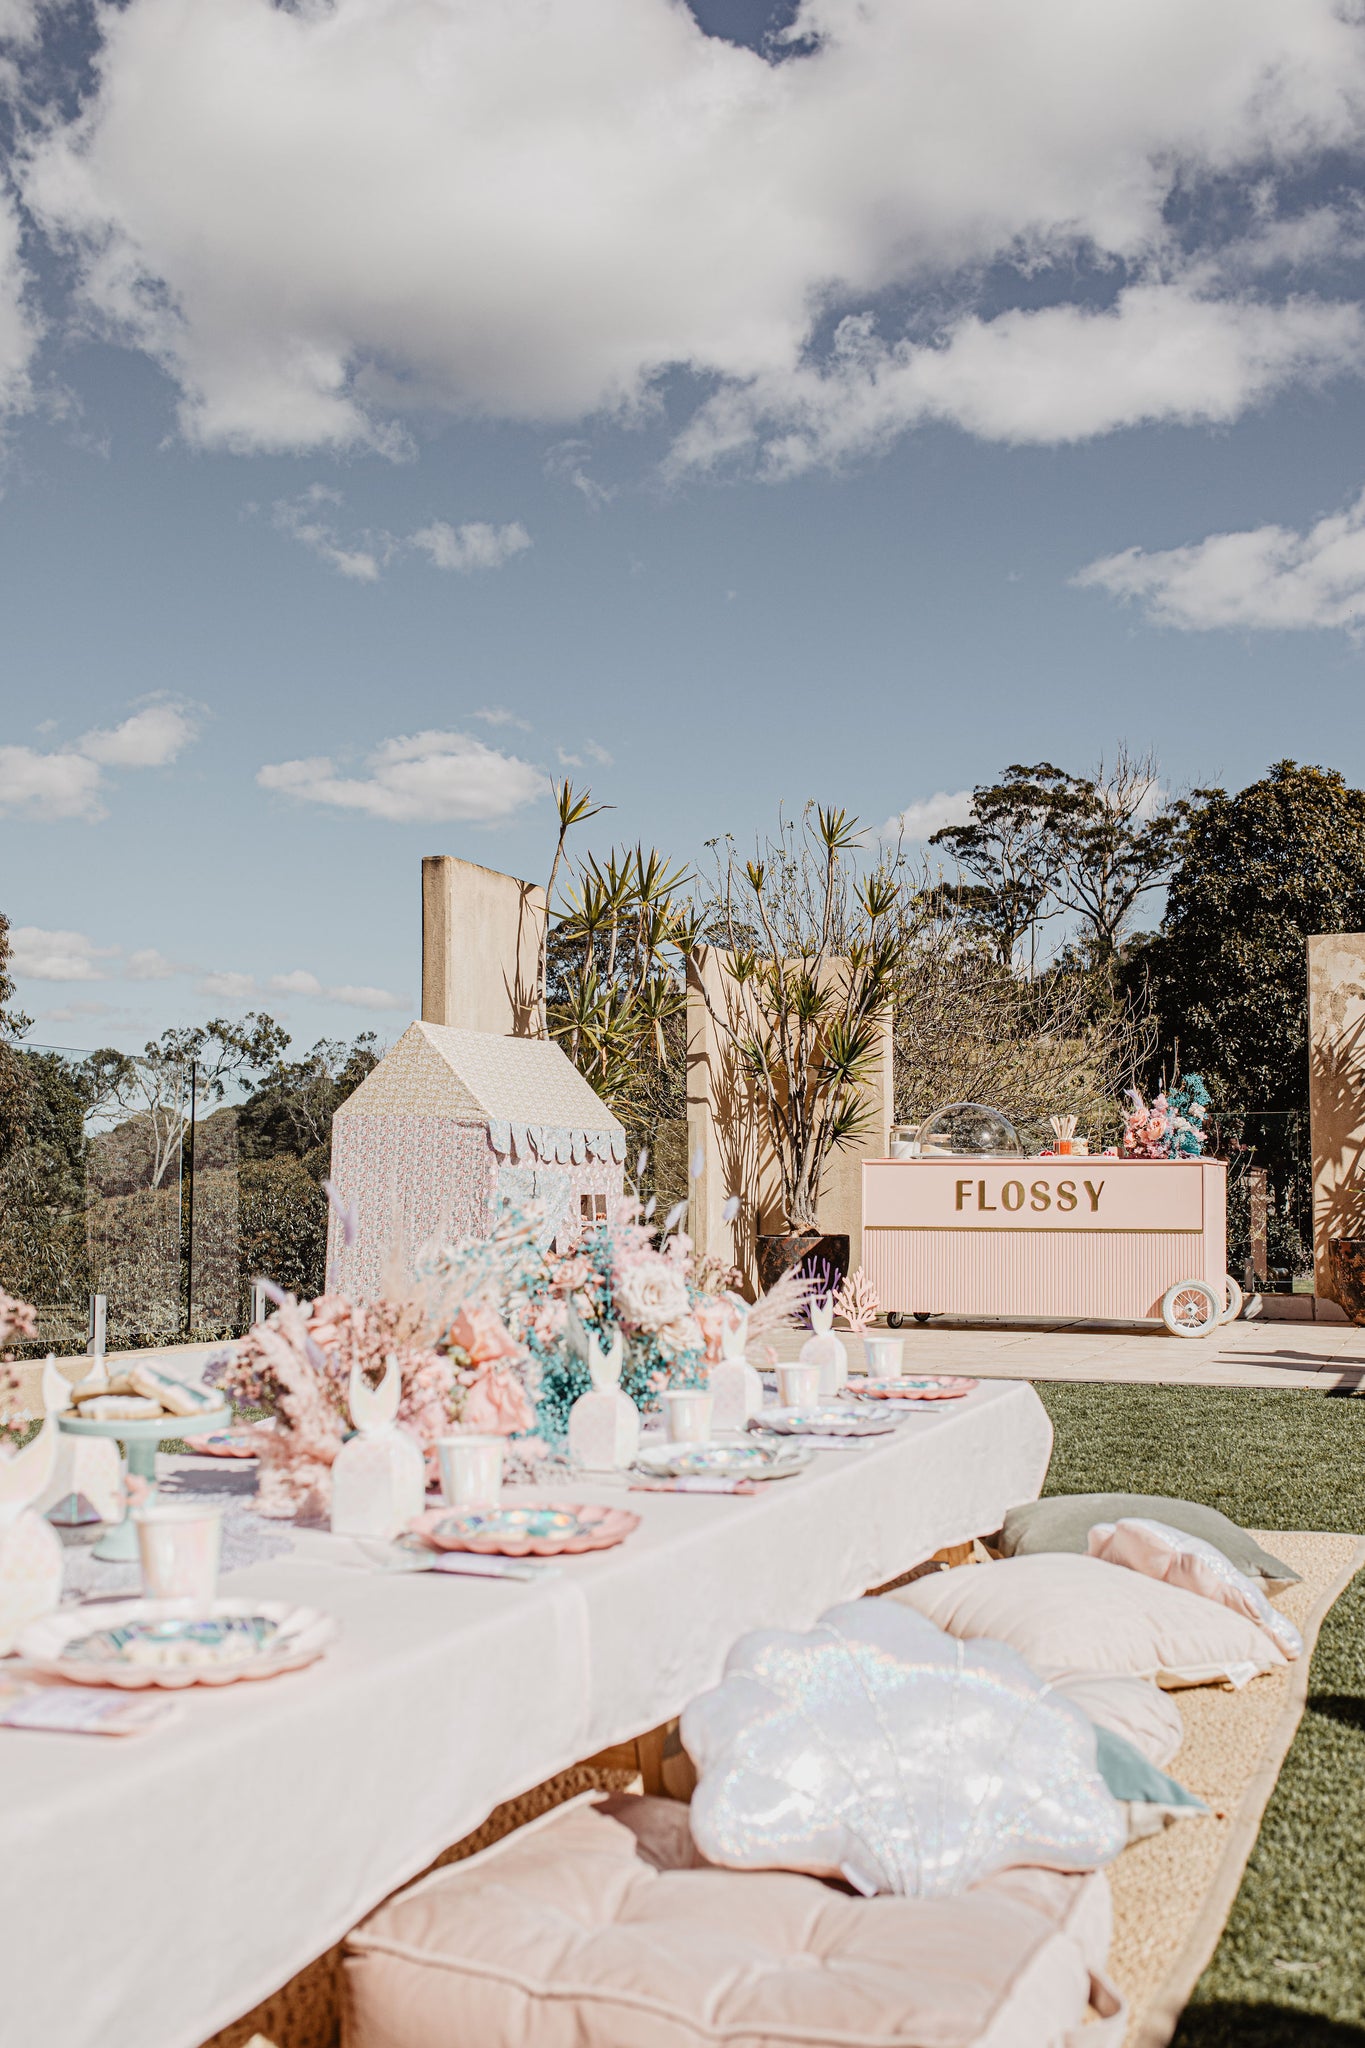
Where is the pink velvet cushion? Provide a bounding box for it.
[343,1793,1123,2048]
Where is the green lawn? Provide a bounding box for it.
[1037,1384,1365,2047]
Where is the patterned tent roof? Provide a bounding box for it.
[334,1022,625,1138]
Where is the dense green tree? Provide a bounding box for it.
[1137,761,1365,1109]
[237,1157,329,1299]
[237,1034,380,1178]
[930,754,1187,974]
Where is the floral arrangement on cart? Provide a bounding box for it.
[1121,1073,1210,1160]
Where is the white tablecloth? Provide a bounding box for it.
[0,1378,1051,2048]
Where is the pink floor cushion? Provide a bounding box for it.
[1086,1518,1303,1660]
[342,1793,1124,2048]
[889,1553,1287,1689]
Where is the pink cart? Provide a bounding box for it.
[862,1156,1236,1336]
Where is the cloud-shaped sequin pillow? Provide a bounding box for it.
[681,1598,1126,1897]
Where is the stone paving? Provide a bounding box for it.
[766,1313,1365,1392]
[19,1314,1365,1415]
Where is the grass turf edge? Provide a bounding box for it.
[1036,1383,1365,2045]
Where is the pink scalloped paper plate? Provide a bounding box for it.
[412,1501,640,1557]
[856,1375,978,1401]
[17,1599,336,1690]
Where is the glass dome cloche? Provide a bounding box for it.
[914,1102,1023,1159]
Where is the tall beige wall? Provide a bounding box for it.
[1308,931,1365,1299]
[686,946,893,1294]
[421,856,546,1038]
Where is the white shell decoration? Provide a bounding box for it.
[799,1299,848,1396]
[682,1596,1125,1897]
[710,1299,763,1430]
[0,1357,68,1653]
[568,1328,640,1470]
[330,1357,427,1541]
[1088,1517,1303,1660]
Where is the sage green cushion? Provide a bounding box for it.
[1000,1495,1299,1584]
[1091,1723,1206,1842]
[1092,1724,1204,1812]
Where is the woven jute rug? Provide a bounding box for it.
[1108,1529,1365,2048]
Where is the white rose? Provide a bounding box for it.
[612,1258,691,1332]
[655,1315,703,1361]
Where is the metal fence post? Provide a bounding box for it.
[87,1293,107,1358]
[183,1061,198,1338]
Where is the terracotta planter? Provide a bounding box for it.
[755,1232,850,1297]
[1330,1238,1365,1323]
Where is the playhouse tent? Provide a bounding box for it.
[326,1021,626,1297]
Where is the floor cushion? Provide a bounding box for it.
[1048,1674,1184,1769]
[999,1496,1299,1584]
[342,1793,1124,2048]
[1091,1725,1207,1844]
[887,1554,1287,1689]
[1087,1518,1303,1659]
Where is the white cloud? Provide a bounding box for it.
[667,285,1365,476]
[474,707,531,731]
[327,983,406,1010]
[582,739,614,766]
[267,969,324,997]
[10,925,117,981]
[125,947,181,980]
[272,489,529,580]
[0,701,198,820]
[273,486,383,581]
[0,2,40,45]
[267,967,406,1009]
[1074,488,1365,634]
[257,730,546,824]
[0,746,106,820]
[882,790,975,843]
[78,702,197,767]
[21,0,1365,462]
[0,184,39,417]
[196,969,258,1000]
[409,520,531,573]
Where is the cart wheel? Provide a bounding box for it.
[886,1312,905,1329]
[913,1312,932,1324]
[1160,1279,1222,1337]
[1219,1274,1244,1325]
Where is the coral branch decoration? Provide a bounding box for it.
[834,1267,879,1333]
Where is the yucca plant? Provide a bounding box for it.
[695,806,899,1236]
[542,785,691,1121]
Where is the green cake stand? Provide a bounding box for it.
[58,1405,233,1561]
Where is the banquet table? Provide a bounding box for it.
[0,1377,1051,2048]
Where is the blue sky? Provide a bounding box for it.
[4,0,1365,1057]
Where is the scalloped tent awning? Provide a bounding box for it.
[334,1021,626,1165]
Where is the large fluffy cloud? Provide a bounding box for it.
[0,703,197,820]
[20,0,1365,459]
[1075,488,1365,634]
[257,730,546,824]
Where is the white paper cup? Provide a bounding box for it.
[661,1389,714,1444]
[776,1362,821,1412]
[862,1334,906,1377]
[133,1502,222,1608]
[438,1434,505,1507]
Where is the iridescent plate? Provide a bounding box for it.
[413,1502,640,1556]
[18,1598,337,1690]
[633,1438,813,1482]
[855,1375,978,1402]
[755,1406,895,1438]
